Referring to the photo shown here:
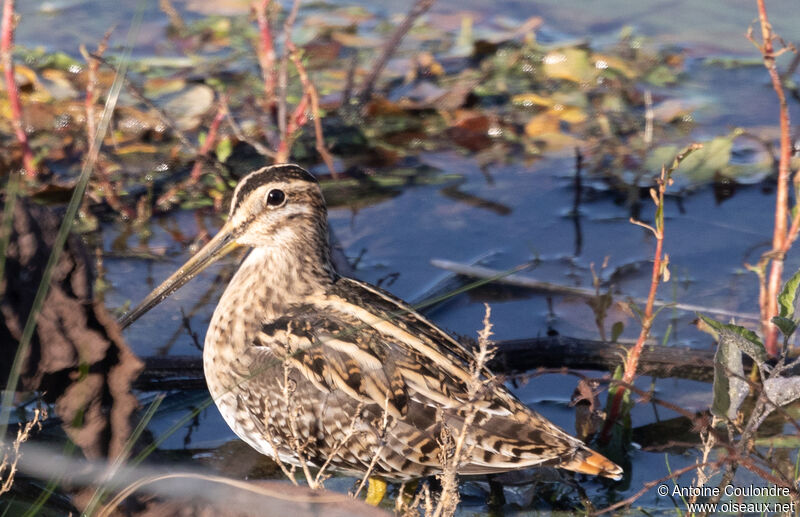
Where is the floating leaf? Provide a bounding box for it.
[114,143,158,155]
[162,84,215,131]
[644,64,679,86]
[551,104,587,124]
[644,145,679,174]
[542,48,596,84]
[674,135,734,182]
[144,77,187,98]
[511,92,553,107]
[524,112,560,136]
[330,31,382,48]
[593,54,637,79]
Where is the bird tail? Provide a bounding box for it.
[557,447,623,480]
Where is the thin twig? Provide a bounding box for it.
[276,0,301,145]
[314,404,364,487]
[643,89,653,147]
[81,29,133,219]
[601,144,701,442]
[288,43,337,176]
[281,361,317,488]
[159,0,185,32]
[190,95,228,181]
[431,304,495,517]
[355,0,436,106]
[0,407,45,495]
[224,100,275,157]
[253,0,276,105]
[91,54,229,177]
[352,399,390,499]
[591,462,721,515]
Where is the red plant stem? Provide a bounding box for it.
[190,97,228,181]
[600,172,667,443]
[275,93,308,162]
[83,30,133,219]
[288,43,337,177]
[253,0,276,105]
[1,0,35,177]
[757,0,793,356]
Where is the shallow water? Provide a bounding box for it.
[11,0,800,514]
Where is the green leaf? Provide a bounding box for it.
[611,321,624,343]
[542,48,597,83]
[644,64,679,86]
[697,314,766,365]
[778,267,800,318]
[771,316,797,338]
[215,137,233,163]
[648,134,738,184]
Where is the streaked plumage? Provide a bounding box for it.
[120,164,622,484]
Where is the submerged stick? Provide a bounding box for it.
[133,336,733,391]
[430,258,759,322]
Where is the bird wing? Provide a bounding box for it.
[245,276,620,478]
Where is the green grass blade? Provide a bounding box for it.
[83,393,165,516]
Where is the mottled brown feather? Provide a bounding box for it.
[198,164,623,482]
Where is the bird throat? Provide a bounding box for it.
[205,239,335,359]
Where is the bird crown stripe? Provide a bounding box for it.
[231,164,317,215]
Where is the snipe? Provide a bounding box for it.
[120,164,621,502]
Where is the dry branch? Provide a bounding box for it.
[355,0,436,106]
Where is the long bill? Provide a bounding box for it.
[118,221,241,330]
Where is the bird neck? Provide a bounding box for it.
[205,240,336,356]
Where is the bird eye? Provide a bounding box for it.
[266,189,286,207]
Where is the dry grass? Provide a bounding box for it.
[0,407,46,495]
[392,304,496,517]
[431,304,495,517]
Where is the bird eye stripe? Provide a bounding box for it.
[229,164,316,214]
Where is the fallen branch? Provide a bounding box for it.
[130,336,750,391]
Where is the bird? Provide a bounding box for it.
[119,164,622,504]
